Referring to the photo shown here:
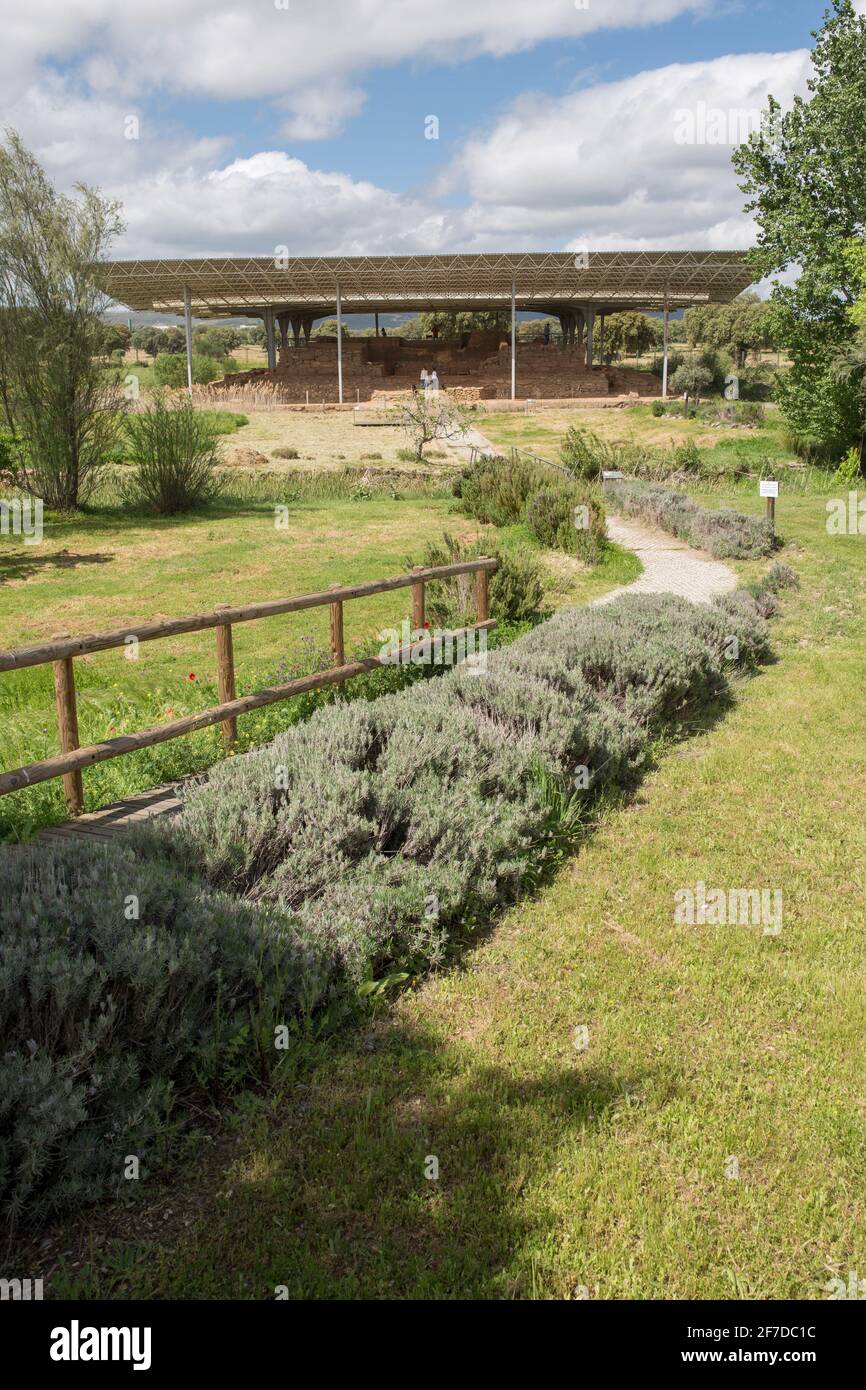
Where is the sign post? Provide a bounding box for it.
[759,478,779,531]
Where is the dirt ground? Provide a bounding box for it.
[218,409,467,473]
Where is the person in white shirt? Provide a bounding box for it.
[429,370,440,392]
[420,368,429,391]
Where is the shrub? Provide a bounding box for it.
[651,400,666,417]
[123,393,224,514]
[735,400,766,426]
[670,362,714,412]
[604,478,776,558]
[762,561,799,592]
[525,485,606,563]
[457,453,605,561]
[0,840,323,1228]
[152,353,226,389]
[273,446,300,459]
[457,453,546,526]
[673,440,702,473]
[744,560,800,616]
[410,532,546,626]
[152,352,186,388]
[834,445,862,482]
[5,585,779,1227]
[561,425,606,479]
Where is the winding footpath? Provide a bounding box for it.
[593,515,737,606]
[451,427,737,606]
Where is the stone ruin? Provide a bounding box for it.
[199,328,661,406]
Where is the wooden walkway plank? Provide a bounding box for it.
[35,781,184,844]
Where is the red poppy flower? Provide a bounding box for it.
[188,672,197,681]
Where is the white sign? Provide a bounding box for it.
[724,374,739,401]
[759,480,779,498]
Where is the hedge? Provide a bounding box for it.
[603,478,776,558]
[0,588,773,1228]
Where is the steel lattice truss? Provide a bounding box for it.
[100,250,753,319]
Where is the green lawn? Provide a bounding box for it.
[25,478,866,1300]
[0,490,633,839]
[478,402,795,475]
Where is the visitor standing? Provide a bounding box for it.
[420,367,429,391]
[430,369,440,392]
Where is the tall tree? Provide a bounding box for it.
[0,131,126,509]
[732,0,866,455]
[601,311,661,362]
[684,295,774,367]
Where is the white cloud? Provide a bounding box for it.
[0,5,820,267]
[1,1,715,104]
[110,150,458,259]
[278,84,367,142]
[442,50,811,249]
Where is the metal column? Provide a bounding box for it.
[510,279,516,400]
[336,284,343,404]
[264,308,276,371]
[183,286,193,397]
[662,294,670,399]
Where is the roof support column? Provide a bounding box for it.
[336,284,343,404]
[598,314,606,364]
[662,293,670,399]
[182,286,194,397]
[264,307,276,371]
[510,278,516,400]
[585,309,595,368]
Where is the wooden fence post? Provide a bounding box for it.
[329,584,345,666]
[411,568,426,631]
[475,566,489,623]
[215,607,237,746]
[51,638,84,815]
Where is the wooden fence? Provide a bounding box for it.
[0,558,497,816]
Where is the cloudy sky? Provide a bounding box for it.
[0,0,850,262]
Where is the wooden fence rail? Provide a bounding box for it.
[0,557,497,815]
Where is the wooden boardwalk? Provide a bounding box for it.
[37,782,184,844]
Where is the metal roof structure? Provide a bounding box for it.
[101,250,753,320]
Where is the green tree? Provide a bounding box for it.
[153,352,225,388]
[193,326,236,359]
[670,362,713,413]
[132,326,161,358]
[314,318,350,338]
[392,392,470,460]
[152,353,187,388]
[0,130,125,510]
[419,311,510,340]
[684,295,774,367]
[160,326,186,354]
[602,311,661,362]
[100,322,131,357]
[732,0,866,456]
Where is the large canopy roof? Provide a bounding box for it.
[101,250,753,321]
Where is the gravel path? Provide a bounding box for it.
[448,424,737,606]
[594,515,737,606]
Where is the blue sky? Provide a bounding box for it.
[152,0,822,200]
[0,0,847,259]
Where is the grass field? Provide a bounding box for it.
[0,480,636,839]
[8,405,863,1302]
[478,402,793,463]
[18,467,866,1301]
